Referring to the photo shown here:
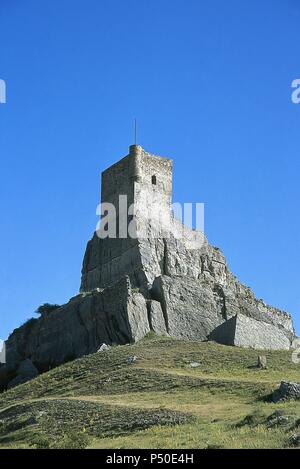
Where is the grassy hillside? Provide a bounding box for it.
[0,335,299,449]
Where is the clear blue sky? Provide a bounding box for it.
[0,0,299,339]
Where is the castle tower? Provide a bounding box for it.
[101,144,173,220]
[81,145,173,292]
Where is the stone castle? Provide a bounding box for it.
[0,145,297,389]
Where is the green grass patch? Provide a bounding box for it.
[0,336,299,449]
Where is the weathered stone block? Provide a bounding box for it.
[210,314,292,350]
[152,275,225,341]
[147,300,168,335]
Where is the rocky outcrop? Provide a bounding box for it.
[273,381,300,402]
[4,277,148,373]
[81,231,296,348]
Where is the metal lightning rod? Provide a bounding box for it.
[134,118,137,145]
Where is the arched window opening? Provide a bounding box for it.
[152,175,157,185]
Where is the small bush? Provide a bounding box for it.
[31,434,51,449]
[35,303,61,316]
[51,431,90,449]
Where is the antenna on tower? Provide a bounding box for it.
[134,118,137,145]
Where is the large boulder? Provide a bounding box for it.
[7,359,38,389]
[210,314,292,350]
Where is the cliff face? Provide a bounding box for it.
[80,229,295,346]
[3,278,148,369]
